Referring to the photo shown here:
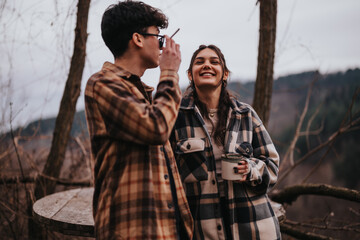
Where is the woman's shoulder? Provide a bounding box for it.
[229,97,263,124]
[229,97,253,111]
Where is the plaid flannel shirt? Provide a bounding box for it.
[85,62,193,239]
[170,89,281,240]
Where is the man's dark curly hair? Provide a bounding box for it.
[101,0,168,58]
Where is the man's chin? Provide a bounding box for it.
[148,64,159,69]
[148,62,159,69]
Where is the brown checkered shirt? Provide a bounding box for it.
[85,62,193,239]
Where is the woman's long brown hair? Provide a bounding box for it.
[187,45,232,146]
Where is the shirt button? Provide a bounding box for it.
[217,225,222,231]
[168,203,173,209]
[164,174,168,180]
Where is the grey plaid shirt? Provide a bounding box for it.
[170,88,281,240]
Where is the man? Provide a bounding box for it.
[84,1,193,239]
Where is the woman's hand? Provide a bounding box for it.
[234,160,249,182]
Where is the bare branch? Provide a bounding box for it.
[349,208,360,217]
[280,77,317,170]
[277,115,360,186]
[301,142,333,183]
[0,175,92,187]
[0,206,18,240]
[280,222,336,240]
[270,184,360,205]
[304,102,323,150]
[284,219,360,233]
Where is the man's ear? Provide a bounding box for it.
[132,32,143,48]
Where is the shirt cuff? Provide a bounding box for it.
[159,70,179,83]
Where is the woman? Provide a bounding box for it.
[170,45,281,240]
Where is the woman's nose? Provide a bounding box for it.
[202,63,211,69]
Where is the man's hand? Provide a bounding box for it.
[159,36,181,72]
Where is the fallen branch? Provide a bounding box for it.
[270,183,360,204]
[284,219,360,234]
[0,175,92,187]
[280,222,336,240]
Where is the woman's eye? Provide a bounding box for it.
[211,61,220,64]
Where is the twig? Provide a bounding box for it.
[349,207,360,217]
[280,78,317,170]
[0,207,18,240]
[0,199,31,220]
[73,136,93,182]
[9,102,25,181]
[301,142,334,183]
[304,102,323,150]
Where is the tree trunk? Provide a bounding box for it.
[252,0,277,127]
[31,1,90,239]
[34,0,90,200]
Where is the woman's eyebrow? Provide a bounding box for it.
[195,56,219,60]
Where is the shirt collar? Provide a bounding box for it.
[101,61,154,93]
[180,87,250,114]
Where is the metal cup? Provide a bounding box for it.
[221,153,247,181]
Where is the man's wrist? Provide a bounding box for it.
[159,69,179,83]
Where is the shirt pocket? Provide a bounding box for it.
[175,138,208,183]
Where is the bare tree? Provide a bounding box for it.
[252,0,277,127]
[270,86,360,239]
[34,0,90,199]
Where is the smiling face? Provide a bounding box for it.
[188,48,229,91]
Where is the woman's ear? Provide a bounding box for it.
[132,33,143,48]
[223,71,229,81]
[187,71,193,81]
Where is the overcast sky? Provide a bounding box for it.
[1,0,360,131]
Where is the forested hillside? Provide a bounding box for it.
[7,68,359,189]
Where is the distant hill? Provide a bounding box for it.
[3,110,88,140]
[228,69,360,136]
[2,68,360,187]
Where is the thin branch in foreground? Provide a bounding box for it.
[301,142,334,183]
[304,101,323,150]
[270,183,360,205]
[9,102,25,181]
[280,222,336,240]
[284,219,360,233]
[349,208,360,217]
[276,115,360,186]
[280,78,316,170]
[276,87,360,187]
[0,175,92,187]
